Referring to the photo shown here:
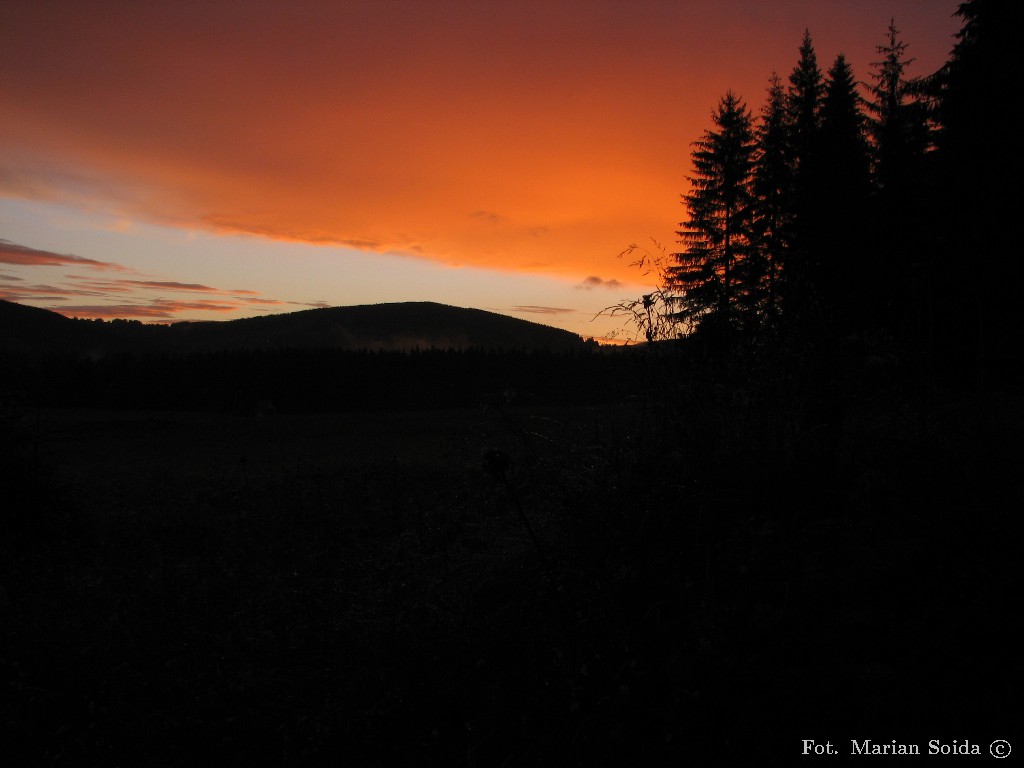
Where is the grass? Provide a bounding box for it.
[2,347,1022,764]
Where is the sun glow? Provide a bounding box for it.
[0,0,961,334]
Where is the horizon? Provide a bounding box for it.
[1,1,961,340]
[1,296,599,340]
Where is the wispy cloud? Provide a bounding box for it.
[57,299,241,320]
[0,283,110,299]
[0,3,958,288]
[0,239,126,271]
[201,215,385,251]
[510,305,575,315]
[2,238,323,321]
[66,275,263,297]
[49,297,328,320]
[120,279,226,292]
[0,291,70,302]
[470,210,507,225]
[236,296,287,305]
[576,275,624,291]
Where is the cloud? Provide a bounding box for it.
[0,3,693,282]
[577,275,624,290]
[202,215,384,251]
[0,291,69,302]
[67,275,269,299]
[236,296,287,305]
[63,277,211,294]
[122,279,223,292]
[3,261,319,320]
[0,274,24,281]
[10,289,312,319]
[57,299,241,320]
[509,305,575,315]
[470,210,507,225]
[0,2,958,286]
[0,239,126,271]
[1,283,110,299]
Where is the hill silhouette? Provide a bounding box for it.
[0,300,584,355]
[0,298,81,353]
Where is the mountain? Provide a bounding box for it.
[0,300,584,354]
[0,298,84,353]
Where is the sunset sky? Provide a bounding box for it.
[1,1,961,340]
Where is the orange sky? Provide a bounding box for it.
[0,0,962,336]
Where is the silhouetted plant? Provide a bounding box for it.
[816,53,872,329]
[862,19,934,338]
[751,72,791,327]
[482,446,551,573]
[921,0,1022,377]
[777,30,825,330]
[669,91,759,337]
[599,240,684,343]
[866,19,930,195]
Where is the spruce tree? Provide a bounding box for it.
[820,55,870,197]
[866,20,930,334]
[867,20,929,195]
[787,29,823,178]
[781,30,825,330]
[926,1,1022,373]
[751,73,791,326]
[669,91,758,337]
[818,54,872,328]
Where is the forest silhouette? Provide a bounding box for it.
[613,2,1019,386]
[2,3,1020,763]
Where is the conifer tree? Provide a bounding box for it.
[820,55,870,195]
[866,20,930,333]
[751,73,791,325]
[786,29,823,178]
[817,54,872,328]
[780,30,825,329]
[669,92,758,336]
[926,1,1021,371]
[867,20,929,194]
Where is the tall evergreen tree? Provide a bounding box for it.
[817,54,872,328]
[866,20,931,334]
[751,73,791,326]
[781,30,825,329]
[926,1,1022,374]
[866,20,929,194]
[669,92,758,336]
[786,29,824,178]
[820,54,870,195]
[929,0,1017,166]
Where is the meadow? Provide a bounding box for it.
[3,342,1021,764]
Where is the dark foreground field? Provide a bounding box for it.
[3,347,1022,764]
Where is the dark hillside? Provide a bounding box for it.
[0,300,582,356]
[0,299,83,353]
[1,299,605,412]
[164,302,583,352]
[0,300,168,355]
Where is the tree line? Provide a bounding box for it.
[637,1,1018,381]
[3,345,645,413]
